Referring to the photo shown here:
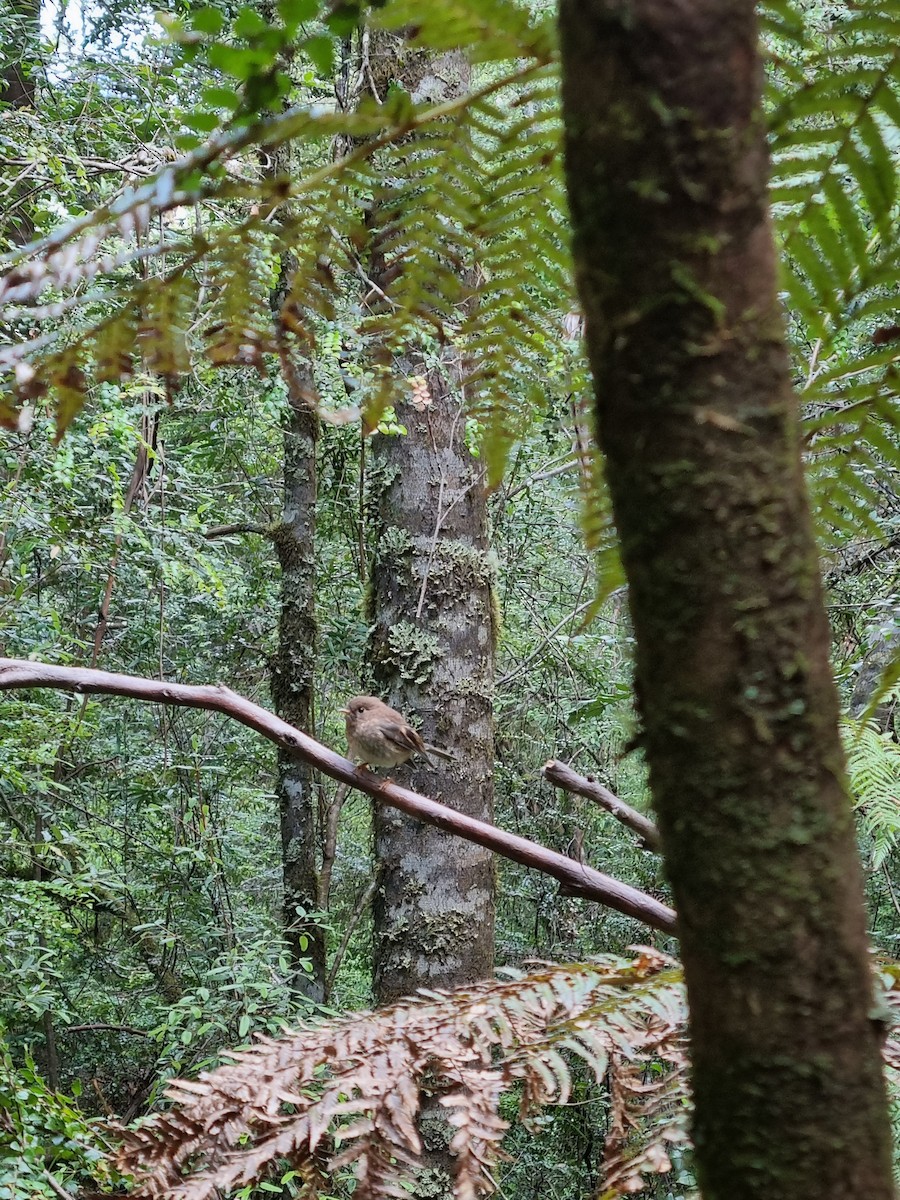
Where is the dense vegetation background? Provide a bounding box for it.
[2,0,900,1197]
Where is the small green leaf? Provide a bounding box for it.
[303,34,334,76]
[278,0,319,26]
[184,109,221,132]
[192,6,225,34]
[202,85,240,108]
[326,3,361,37]
[234,6,269,37]
[244,72,284,112]
[155,12,186,37]
[238,1013,251,1038]
[208,42,259,80]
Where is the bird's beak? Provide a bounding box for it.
[338,707,349,715]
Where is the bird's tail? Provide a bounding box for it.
[422,743,454,763]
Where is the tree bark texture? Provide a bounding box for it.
[367,368,496,1003]
[363,35,496,1008]
[558,3,894,1199]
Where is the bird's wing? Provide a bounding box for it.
[381,721,425,754]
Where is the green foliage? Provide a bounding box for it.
[4,2,900,1195]
[0,1040,123,1199]
[148,939,318,1098]
[845,715,900,869]
[4,1,900,609]
[0,0,565,480]
[159,0,335,135]
[764,2,900,553]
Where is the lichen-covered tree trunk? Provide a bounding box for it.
[367,363,496,1003]
[558,3,894,1198]
[363,42,495,1009]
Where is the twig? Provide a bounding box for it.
[505,453,577,500]
[325,874,379,1001]
[42,1172,71,1200]
[318,781,350,910]
[204,522,273,540]
[62,1023,152,1037]
[498,599,595,688]
[542,760,661,852]
[0,658,677,934]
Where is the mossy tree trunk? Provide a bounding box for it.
[362,36,496,1008]
[266,129,326,1001]
[558,3,894,1198]
[271,352,324,1001]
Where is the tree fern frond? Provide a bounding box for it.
[204,228,279,371]
[374,0,556,64]
[115,952,687,1200]
[0,57,551,417]
[459,72,574,486]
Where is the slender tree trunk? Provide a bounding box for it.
[33,814,60,1090]
[558,3,894,1199]
[270,340,325,1000]
[362,33,495,1009]
[1,0,40,245]
[263,87,326,997]
[1,0,37,106]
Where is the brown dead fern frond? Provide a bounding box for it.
[115,949,689,1200]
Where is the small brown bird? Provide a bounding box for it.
[340,695,454,770]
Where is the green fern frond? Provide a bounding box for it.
[138,273,197,387]
[460,71,573,486]
[760,3,900,557]
[769,5,900,331]
[204,228,279,371]
[758,0,807,45]
[844,716,900,868]
[0,55,559,424]
[375,0,556,64]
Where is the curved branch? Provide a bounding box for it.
[0,658,677,935]
[204,522,273,540]
[62,1023,152,1038]
[543,760,661,851]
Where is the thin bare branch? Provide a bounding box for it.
[203,522,273,540]
[318,781,350,911]
[543,760,661,852]
[325,874,379,1001]
[63,1023,152,1038]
